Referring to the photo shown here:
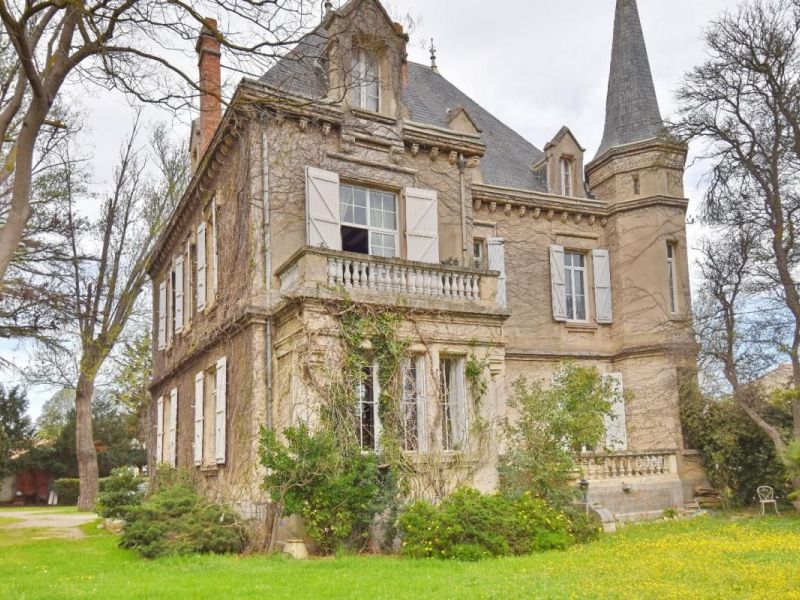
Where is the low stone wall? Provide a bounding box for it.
[585,475,685,521]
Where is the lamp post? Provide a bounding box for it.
[579,479,590,515]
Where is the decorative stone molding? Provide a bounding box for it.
[322,123,332,136]
[430,146,439,161]
[298,117,309,131]
[410,143,420,157]
[340,133,355,154]
[449,150,459,165]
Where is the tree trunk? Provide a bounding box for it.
[0,103,46,285]
[75,374,99,511]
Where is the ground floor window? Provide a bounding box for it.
[356,364,380,451]
[439,357,467,451]
[402,356,427,452]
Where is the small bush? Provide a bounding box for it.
[53,478,80,505]
[120,477,244,559]
[398,488,573,561]
[96,467,144,519]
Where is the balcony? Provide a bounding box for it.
[576,450,678,481]
[276,247,505,313]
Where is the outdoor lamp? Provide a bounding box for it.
[579,479,590,514]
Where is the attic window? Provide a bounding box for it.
[353,48,380,112]
[561,158,573,197]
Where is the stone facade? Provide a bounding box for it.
[148,0,703,523]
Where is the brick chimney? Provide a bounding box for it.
[196,18,222,160]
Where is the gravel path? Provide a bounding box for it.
[0,509,97,539]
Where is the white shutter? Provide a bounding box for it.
[550,245,567,321]
[158,282,167,350]
[487,237,507,309]
[215,357,227,464]
[169,388,178,467]
[174,257,184,333]
[372,360,382,453]
[194,372,204,466]
[415,356,428,453]
[453,358,468,449]
[211,197,219,294]
[185,239,192,326]
[604,373,628,451]
[197,223,207,310]
[593,249,613,324]
[305,167,341,250]
[156,396,164,464]
[404,187,439,263]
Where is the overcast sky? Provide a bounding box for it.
[2,0,741,418]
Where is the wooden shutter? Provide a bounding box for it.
[305,167,341,250]
[404,187,439,263]
[604,373,628,450]
[549,245,567,321]
[211,197,219,295]
[452,358,468,449]
[185,239,192,326]
[593,249,613,324]
[215,357,227,464]
[194,372,204,466]
[169,388,178,467]
[487,237,507,309]
[158,282,167,349]
[197,222,207,310]
[156,396,164,464]
[174,257,184,333]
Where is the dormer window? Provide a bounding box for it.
[561,158,573,196]
[353,48,380,112]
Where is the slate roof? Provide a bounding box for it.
[596,0,665,157]
[261,29,546,192]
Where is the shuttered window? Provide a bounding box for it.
[158,282,167,350]
[487,238,507,309]
[306,167,342,250]
[401,356,427,452]
[592,249,613,324]
[405,187,439,263]
[211,198,219,296]
[174,256,185,333]
[156,396,164,463]
[168,388,178,467]
[214,357,227,464]
[193,372,204,466]
[439,357,467,451]
[549,246,567,322]
[356,362,381,452]
[197,222,207,310]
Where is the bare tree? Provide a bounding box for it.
[0,0,316,287]
[673,0,800,446]
[35,116,189,509]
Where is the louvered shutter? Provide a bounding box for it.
[215,357,227,464]
[156,396,164,464]
[593,249,613,324]
[194,372,204,466]
[211,197,219,294]
[404,187,439,263]
[185,239,192,326]
[604,373,628,450]
[305,167,341,250]
[158,282,167,349]
[174,257,184,333]
[487,237,507,309]
[169,388,178,467]
[197,223,207,310]
[550,245,567,321]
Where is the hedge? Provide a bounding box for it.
[53,477,114,506]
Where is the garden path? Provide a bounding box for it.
[0,508,96,539]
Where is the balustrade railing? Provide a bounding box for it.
[326,255,482,301]
[576,450,677,481]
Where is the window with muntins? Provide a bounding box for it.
[439,357,466,451]
[340,184,397,257]
[402,357,426,452]
[472,239,486,270]
[561,158,572,197]
[564,251,587,321]
[353,48,380,112]
[667,243,678,313]
[357,364,379,451]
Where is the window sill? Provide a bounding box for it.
[565,321,598,332]
[199,464,219,474]
[350,107,396,125]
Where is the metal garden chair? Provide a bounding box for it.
[757,486,779,516]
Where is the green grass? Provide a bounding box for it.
[0,511,799,599]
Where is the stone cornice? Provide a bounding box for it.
[506,341,699,362]
[586,136,687,178]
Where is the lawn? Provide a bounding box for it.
[1,509,799,599]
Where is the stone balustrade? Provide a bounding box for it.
[576,450,678,481]
[276,247,502,310]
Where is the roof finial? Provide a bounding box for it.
[324,1,333,16]
[430,38,438,72]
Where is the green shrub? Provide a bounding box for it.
[259,426,393,554]
[561,504,602,544]
[398,488,573,561]
[53,478,80,505]
[96,467,144,519]
[120,476,244,559]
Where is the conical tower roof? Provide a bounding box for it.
[595,0,664,158]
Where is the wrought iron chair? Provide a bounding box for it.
[757,486,779,516]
